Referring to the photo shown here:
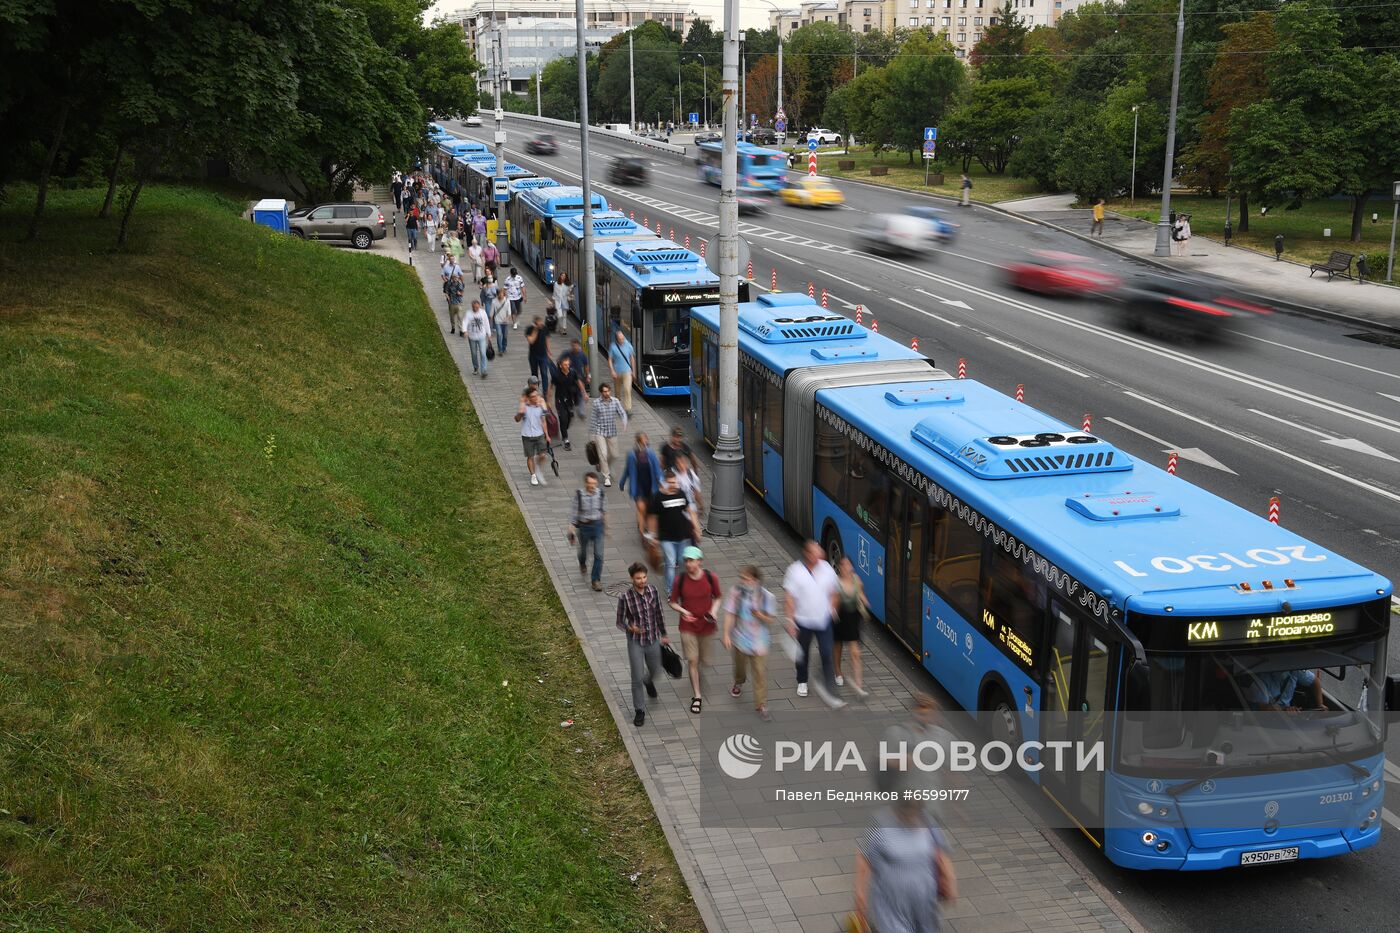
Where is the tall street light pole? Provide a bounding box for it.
[575,0,601,381]
[629,30,636,131]
[536,62,542,116]
[709,0,746,536]
[492,29,508,264]
[1130,104,1139,208]
[1153,0,1186,257]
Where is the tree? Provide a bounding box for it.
[596,22,680,125]
[784,22,855,130]
[871,30,965,161]
[942,76,1049,174]
[970,6,1030,79]
[538,53,599,122]
[746,54,781,125]
[824,67,894,152]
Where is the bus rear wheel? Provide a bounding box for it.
[822,525,844,568]
[983,689,1019,747]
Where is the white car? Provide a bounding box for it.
[806,128,841,145]
[465,113,483,127]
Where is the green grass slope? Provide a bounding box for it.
[0,186,700,931]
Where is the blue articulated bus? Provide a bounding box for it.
[550,211,658,302]
[597,239,749,398]
[696,141,787,191]
[691,293,1396,870]
[464,159,533,207]
[507,186,609,285]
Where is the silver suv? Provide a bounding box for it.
[288,203,387,249]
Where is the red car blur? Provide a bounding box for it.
[1004,251,1121,296]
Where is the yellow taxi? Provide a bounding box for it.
[778,178,845,208]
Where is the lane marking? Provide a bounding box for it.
[1227,331,1400,382]
[1248,409,1399,462]
[765,249,806,265]
[1384,809,1400,832]
[1248,408,1332,440]
[820,270,865,289]
[886,296,963,328]
[1123,392,1400,506]
[1103,417,1237,474]
[981,336,1090,378]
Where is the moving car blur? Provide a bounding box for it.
[1115,271,1272,341]
[903,206,960,243]
[737,186,772,215]
[608,156,649,186]
[1004,251,1121,296]
[694,131,721,145]
[855,213,935,257]
[524,133,557,155]
[779,178,844,208]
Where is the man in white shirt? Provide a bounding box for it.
[783,540,845,707]
[514,386,551,486]
[504,266,527,327]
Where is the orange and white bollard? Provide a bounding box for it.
[821,288,828,309]
[871,319,879,332]
[1082,413,1093,433]
[669,227,675,240]
[1268,496,1280,524]
[1167,451,1179,475]
[629,210,635,220]
[771,268,778,291]
[957,358,966,379]
[1015,383,1024,403]
[656,221,662,235]
[699,240,706,258]
[855,304,863,325]
[911,336,920,352]
[643,215,648,227]
[684,234,691,249]
[807,281,815,298]
[747,260,754,280]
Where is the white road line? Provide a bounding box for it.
[1385,759,1400,781]
[982,336,1091,378]
[764,249,806,265]
[1384,809,1400,832]
[886,296,964,328]
[1248,408,1332,440]
[1103,418,1175,448]
[1382,393,1400,406]
[1124,391,1400,506]
[1228,331,1400,382]
[820,270,865,289]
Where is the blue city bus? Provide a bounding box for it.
[464,159,533,207]
[549,211,658,300]
[508,186,608,285]
[597,239,749,398]
[430,142,491,196]
[696,141,787,191]
[691,293,1395,870]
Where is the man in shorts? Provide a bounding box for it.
[514,385,550,486]
[668,545,721,715]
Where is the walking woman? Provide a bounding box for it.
[552,271,574,332]
[405,204,419,251]
[853,790,957,933]
[832,556,870,698]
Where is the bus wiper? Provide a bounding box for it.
[1248,742,1366,778]
[1166,763,1251,798]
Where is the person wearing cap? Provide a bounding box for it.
[646,470,700,596]
[668,544,721,714]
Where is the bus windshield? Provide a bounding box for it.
[1119,634,1385,775]
[647,306,690,355]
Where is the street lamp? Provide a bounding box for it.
[749,0,787,119]
[1130,104,1139,208]
[1153,0,1186,257]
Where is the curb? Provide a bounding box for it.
[815,172,1400,334]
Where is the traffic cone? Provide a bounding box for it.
[685,234,691,249]
[669,227,675,240]
[700,240,706,258]
[1268,496,1280,524]
[629,210,634,220]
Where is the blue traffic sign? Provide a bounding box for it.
[689,112,699,124]
[924,126,938,141]
[808,138,818,151]
[775,119,786,132]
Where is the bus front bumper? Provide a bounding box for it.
[1104,823,1380,870]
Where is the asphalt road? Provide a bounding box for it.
[443,117,1400,932]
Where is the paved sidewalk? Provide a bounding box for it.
[997,194,1400,330]
[376,225,1135,932]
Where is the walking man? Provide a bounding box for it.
[588,383,627,487]
[959,173,972,207]
[783,540,845,708]
[570,471,607,591]
[505,266,527,326]
[617,561,669,727]
[446,272,466,336]
[646,471,701,597]
[525,315,553,402]
[723,565,778,720]
[465,298,491,378]
[620,431,662,533]
[391,172,404,211]
[609,329,636,414]
[669,546,721,715]
[515,385,551,486]
[1091,198,1105,236]
[553,354,588,450]
[659,426,693,473]
[490,283,510,354]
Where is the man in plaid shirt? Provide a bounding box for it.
[588,382,627,487]
[617,561,669,726]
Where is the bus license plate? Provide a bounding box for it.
[1240,847,1299,866]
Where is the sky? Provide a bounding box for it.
[428,1,775,32]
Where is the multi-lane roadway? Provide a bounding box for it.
[444,115,1400,931]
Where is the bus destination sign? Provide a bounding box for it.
[1184,607,1363,647]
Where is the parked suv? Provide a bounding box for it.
[750,126,778,145]
[806,127,842,145]
[288,203,387,249]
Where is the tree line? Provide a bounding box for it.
[0,0,479,245]
[529,0,1399,242]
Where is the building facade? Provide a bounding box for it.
[767,0,1038,58]
[474,16,625,95]
[442,0,689,59]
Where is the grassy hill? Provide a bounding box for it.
[0,186,700,931]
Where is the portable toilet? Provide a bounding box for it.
[252,198,289,233]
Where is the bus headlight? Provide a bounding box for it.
[1373,780,1382,793]
[1140,831,1156,846]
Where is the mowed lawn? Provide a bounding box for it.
[1108,194,1399,269]
[0,187,700,931]
[801,147,1040,204]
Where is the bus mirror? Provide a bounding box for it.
[1385,676,1400,712]
[1125,660,1150,718]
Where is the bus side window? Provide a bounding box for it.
[983,546,1045,670]
[926,507,981,624]
[764,379,783,452]
[847,442,885,536]
[814,415,849,507]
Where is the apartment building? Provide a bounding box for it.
[442,0,688,59]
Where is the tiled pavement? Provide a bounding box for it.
[376,223,1138,933]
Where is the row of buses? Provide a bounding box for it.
[427,131,749,398]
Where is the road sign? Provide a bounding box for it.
[751,113,757,127]
[493,177,509,201]
[689,112,699,124]
[924,126,938,142]
[775,118,786,132]
[808,153,817,177]
[922,140,937,160]
[807,138,817,152]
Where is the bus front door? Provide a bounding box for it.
[883,480,926,655]
[1041,599,1108,838]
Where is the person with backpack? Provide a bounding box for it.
[569,471,607,591]
[722,565,778,721]
[525,315,553,404]
[668,546,721,715]
[514,385,551,487]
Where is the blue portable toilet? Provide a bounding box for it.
[252,198,289,234]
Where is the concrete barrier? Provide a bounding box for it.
[499,112,688,157]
